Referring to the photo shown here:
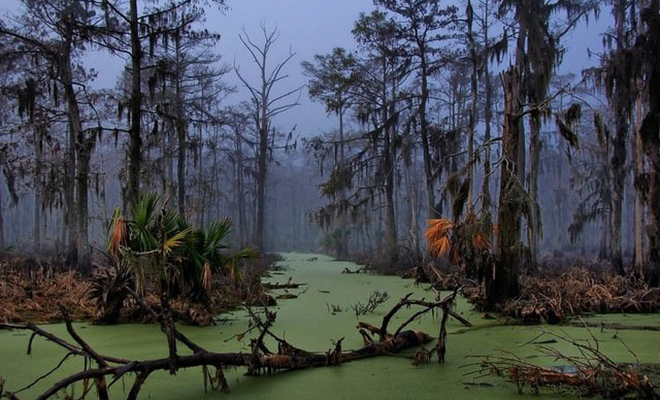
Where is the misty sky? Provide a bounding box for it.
[0,0,610,138]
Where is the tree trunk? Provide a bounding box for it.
[382,65,398,264]
[254,125,267,250]
[610,0,629,275]
[337,107,348,258]
[384,147,398,263]
[528,112,541,270]
[64,124,77,265]
[466,1,477,216]
[76,142,93,272]
[487,18,527,307]
[480,0,493,233]
[0,178,4,251]
[61,35,92,272]
[611,116,627,275]
[481,69,493,237]
[555,156,565,248]
[236,133,247,247]
[490,66,522,307]
[406,154,421,262]
[176,121,186,215]
[634,90,645,277]
[174,33,186,215]
[419,51,438,219]
[642,2,660,285]
[646,143,660,286]
[197,120,204,227]
[34,127,43,253]
[128,0,143,206]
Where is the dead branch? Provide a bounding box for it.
[467,330,659,399]
[262,277,307,290]
[0,291,464,399]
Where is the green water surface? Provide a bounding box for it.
[1,253,658,399]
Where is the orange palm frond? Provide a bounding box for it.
[426,219,454,258]
[429,236,452,258]
[201,262,213,293]
[108,215,127,258]
[425,219,454,241]
[473,232,491,251]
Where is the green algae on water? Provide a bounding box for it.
[1,253,659,399]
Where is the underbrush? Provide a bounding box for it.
[419,261,660,324]
[0,254,278,325]
[501,268,660,324]
[0,258,95,323]
[350,248,434,276]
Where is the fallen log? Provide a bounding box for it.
[0,290,461,399]
[342,267,363,274]
[262,276,307,290]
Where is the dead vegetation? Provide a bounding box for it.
[0,256,277,326]
[467,327,659,399]
[501,268,660,324]
[0,259,95,324]
[411,261,660,325]
[350,290,390,316]
[0,290,469,400]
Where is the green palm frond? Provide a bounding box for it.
[106,191,260,308]
[228,247,259,261]
[162,227,193,255]
[132,192,159,229]
[221,247,259,287]
[206,219,233,250]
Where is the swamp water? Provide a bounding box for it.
[1,253,659,399]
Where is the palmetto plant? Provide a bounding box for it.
[425,214,495,281]
[100,193,257,322]
[425,216,491,261]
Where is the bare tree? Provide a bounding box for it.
[235,23,301,250]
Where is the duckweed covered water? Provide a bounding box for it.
[1,253,659,399]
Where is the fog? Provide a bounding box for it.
[0,0,654,276]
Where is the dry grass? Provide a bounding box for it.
[415,262,660,324]
[0,260,95,324]
[501,268,660,324]
[0,256,278,325]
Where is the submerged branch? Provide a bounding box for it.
[0,290,464,399]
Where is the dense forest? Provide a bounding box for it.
[0,0,658,294]
[0,0,659,399]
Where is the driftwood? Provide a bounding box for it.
[465,326,659,399]
[341,267,363,274]
[0,290,465,400]
[262,277,307,290]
